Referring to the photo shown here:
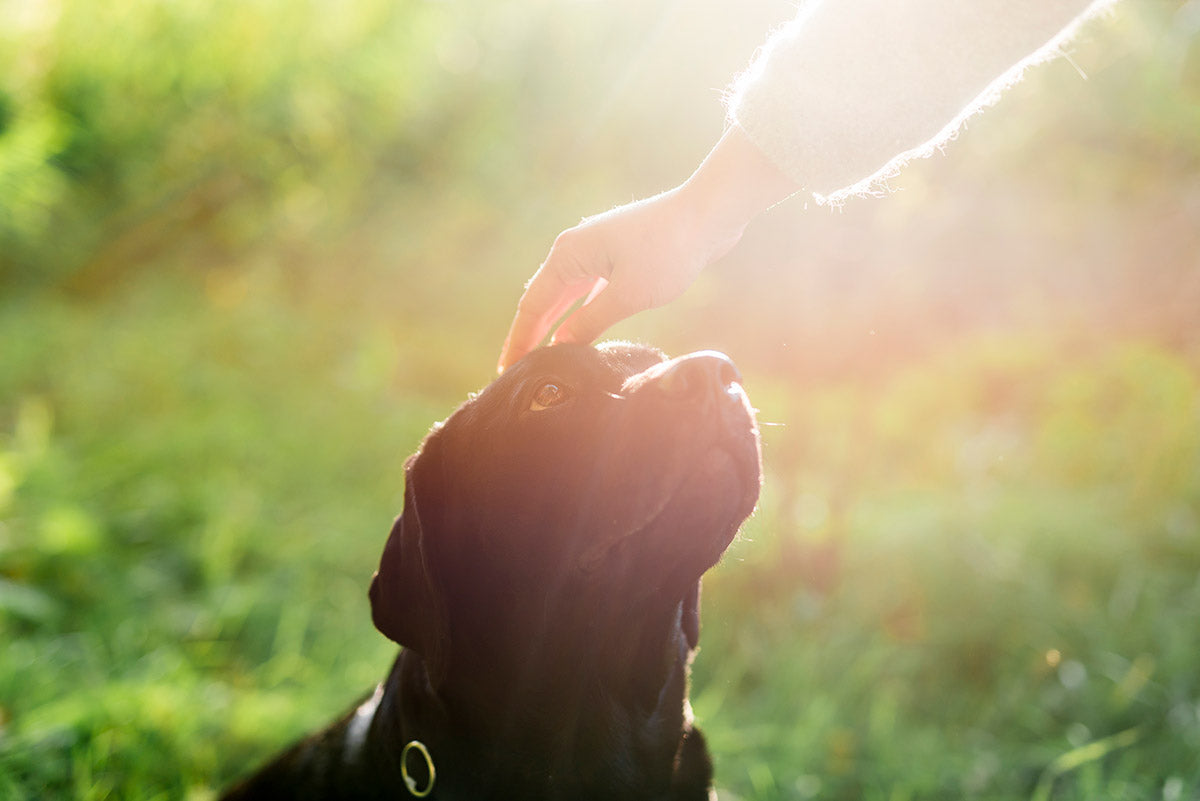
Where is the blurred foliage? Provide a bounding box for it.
[2,0,1199,798]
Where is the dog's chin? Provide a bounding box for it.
[578,433,760,576]
[628,444,759,565]
[671,444,760,552]
[696,445,757,503]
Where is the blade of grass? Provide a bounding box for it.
[1030,726,1143,801]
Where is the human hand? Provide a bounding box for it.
[498,189,741,372]
[498,126,800,372]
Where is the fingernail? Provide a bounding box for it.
[497,337,511,373]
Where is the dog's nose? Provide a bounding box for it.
[655,351,743,402]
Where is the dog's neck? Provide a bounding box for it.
[371,604,707,799]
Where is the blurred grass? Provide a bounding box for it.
[2,0,1200,799]
[699,335,1200,800]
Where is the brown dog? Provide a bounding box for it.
[221,341,761,800]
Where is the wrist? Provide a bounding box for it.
[677,124,801,246]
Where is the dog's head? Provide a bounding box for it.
[369,342,761,691]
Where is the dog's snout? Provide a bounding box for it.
[655,351,743,402]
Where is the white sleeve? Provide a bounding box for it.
[727,0,1114,204]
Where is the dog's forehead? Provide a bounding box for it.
[508,342,667,387]
[594,341,668,377]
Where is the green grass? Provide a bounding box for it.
[695,339,1200,800]
[2,274,1198,800]
[0,275,440,798]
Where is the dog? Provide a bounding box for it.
[220,341,761,800]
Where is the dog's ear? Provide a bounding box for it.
[681,580,702,649]
[369,449,450,682]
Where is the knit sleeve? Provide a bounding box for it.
[726,0,1112,204]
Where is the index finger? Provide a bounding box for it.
[498,264,598,372]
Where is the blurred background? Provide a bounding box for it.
[1,0,1198,798]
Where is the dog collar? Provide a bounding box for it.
[401,740,436,797]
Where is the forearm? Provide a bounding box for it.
[675,124,802,248]
[728,0,1113,202]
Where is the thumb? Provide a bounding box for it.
[551,286,635,347]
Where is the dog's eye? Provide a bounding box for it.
[529,382,569,411]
